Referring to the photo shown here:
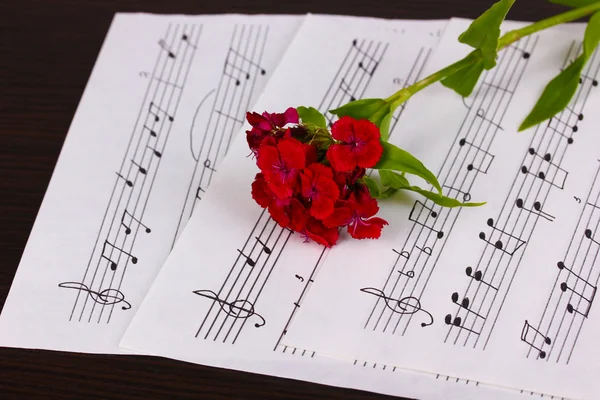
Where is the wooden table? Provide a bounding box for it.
[0,1,569,399]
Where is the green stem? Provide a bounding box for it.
[386,2,600,105]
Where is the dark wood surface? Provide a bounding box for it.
[0,1,570,399]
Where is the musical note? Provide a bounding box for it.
[204,159,217,172]
[131,160,147,175]
[255,237,272,255]
[102,240,138,271]
[181,32,197,49]
[561,281,597,318]
[193,289,266,328]
[416,245,432,256]
[148,101,174,122]
[398,269,415,279]
[196,186,205,200]
[459,138,495,174]
[579,73,598,86]
[409,201,444,239]
[116,172,133,187]
[525,149,569,190]
[227,48,266,75]
[475,108,503,130]
[507,44,530,59]
[515,198,555,222]
[339,78,356,101]
[237,250,256,267]
[443,185,472,202]
[585,229,600,246]
[521,320,551,359]
[158,39,175,59]
[451,292,484,319]
[146,145,162,158]
[295,274,304,282]
[352,41,379,76]
[444,315,480,335]
[393,248,410,260]
[143,125,157,137]
[465,267,498,290]
[58,282,131,310]
[121,210,151,235]
[360,288,434,327]
[479,218,526,256]
[547,119,575,144]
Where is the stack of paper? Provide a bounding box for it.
[2,11,600,400]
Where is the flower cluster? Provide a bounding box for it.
[246,107,388,247]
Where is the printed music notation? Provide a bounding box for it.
[173,24,270,246]
[193,290,266,328]
[522,161,600,364]
[363,37,537,337]
[360,288,434,328]
[445,42,600,350]
[59,23,201,323]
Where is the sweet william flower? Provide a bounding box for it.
[257,137,306,199]
[304,218,339,247]
[300,164,340,219]
[326,116,384,172]
[246,108,299,153]
[251,173,292,228]
[324,186,388,239]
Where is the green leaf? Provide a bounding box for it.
[379,187,399,199]
[297,106,327,128]
[379,171,485,208]
[374,142,442,194]
[458,0,515,69]
[519,10,600,131]
[368,106,393,142]
[549,0,598,7]
[363,176,381,198]
[441,60,485,97]
[380,169,410,188]
[584,11,600,57]
[329,98,388,120]
[519,56,584,131]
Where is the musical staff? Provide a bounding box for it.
[62,23,201,323]
[361,288,434,328]
[173,24,270,245]
[193,290,266,328]
[446,42,600,350]
[364,36,537,337]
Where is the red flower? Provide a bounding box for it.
[300,164,340,219]
[257,137,306,199]
[326,116,383,172]
[334,167,366,200]
[324,187,388,239]
[246,108,299,153]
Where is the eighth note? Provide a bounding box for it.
[158,39,176,58]
[585,229,600,246]
[204,159,217,172]
[121,210,151,235]
[451,292,484,319]
[102,240,138,271]
[116,172,133,187]
[255,237,272,255]
[237,250,256,267]
[465,267,497,290]
[521,320,551,359]
[444,315,480,335]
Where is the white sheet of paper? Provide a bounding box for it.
[0,12,303,354]
[282,18,600,400]
[121,15,564,400]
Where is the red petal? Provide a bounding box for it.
[289,199,309,232]
[268,203,290,228]
[352,191,380,218]
[354,119,381,142]
[257,144,280,172]
[310,195,335,220]
[306,219,339,247]
[278,139,306,169]
[247,112,272,131]
[323,206,353,228]
[300,170,314,198]
[308,163,334,179]
[355,140,384,169]
[283,107,300,124]
[267,178,295,200]
[348,217,388,239]
[251,174,271,208]
[331,116,356,142]
[327,144,358,172]
[315,176,340,200]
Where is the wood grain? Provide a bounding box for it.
[0,1,570,399]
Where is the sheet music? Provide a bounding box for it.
[0,12,303,354]
[121,15,560,400]
[281,19,600,399]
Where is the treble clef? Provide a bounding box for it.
[360,287,434,327]
[58,282,132,310]
[193,289,266,328]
